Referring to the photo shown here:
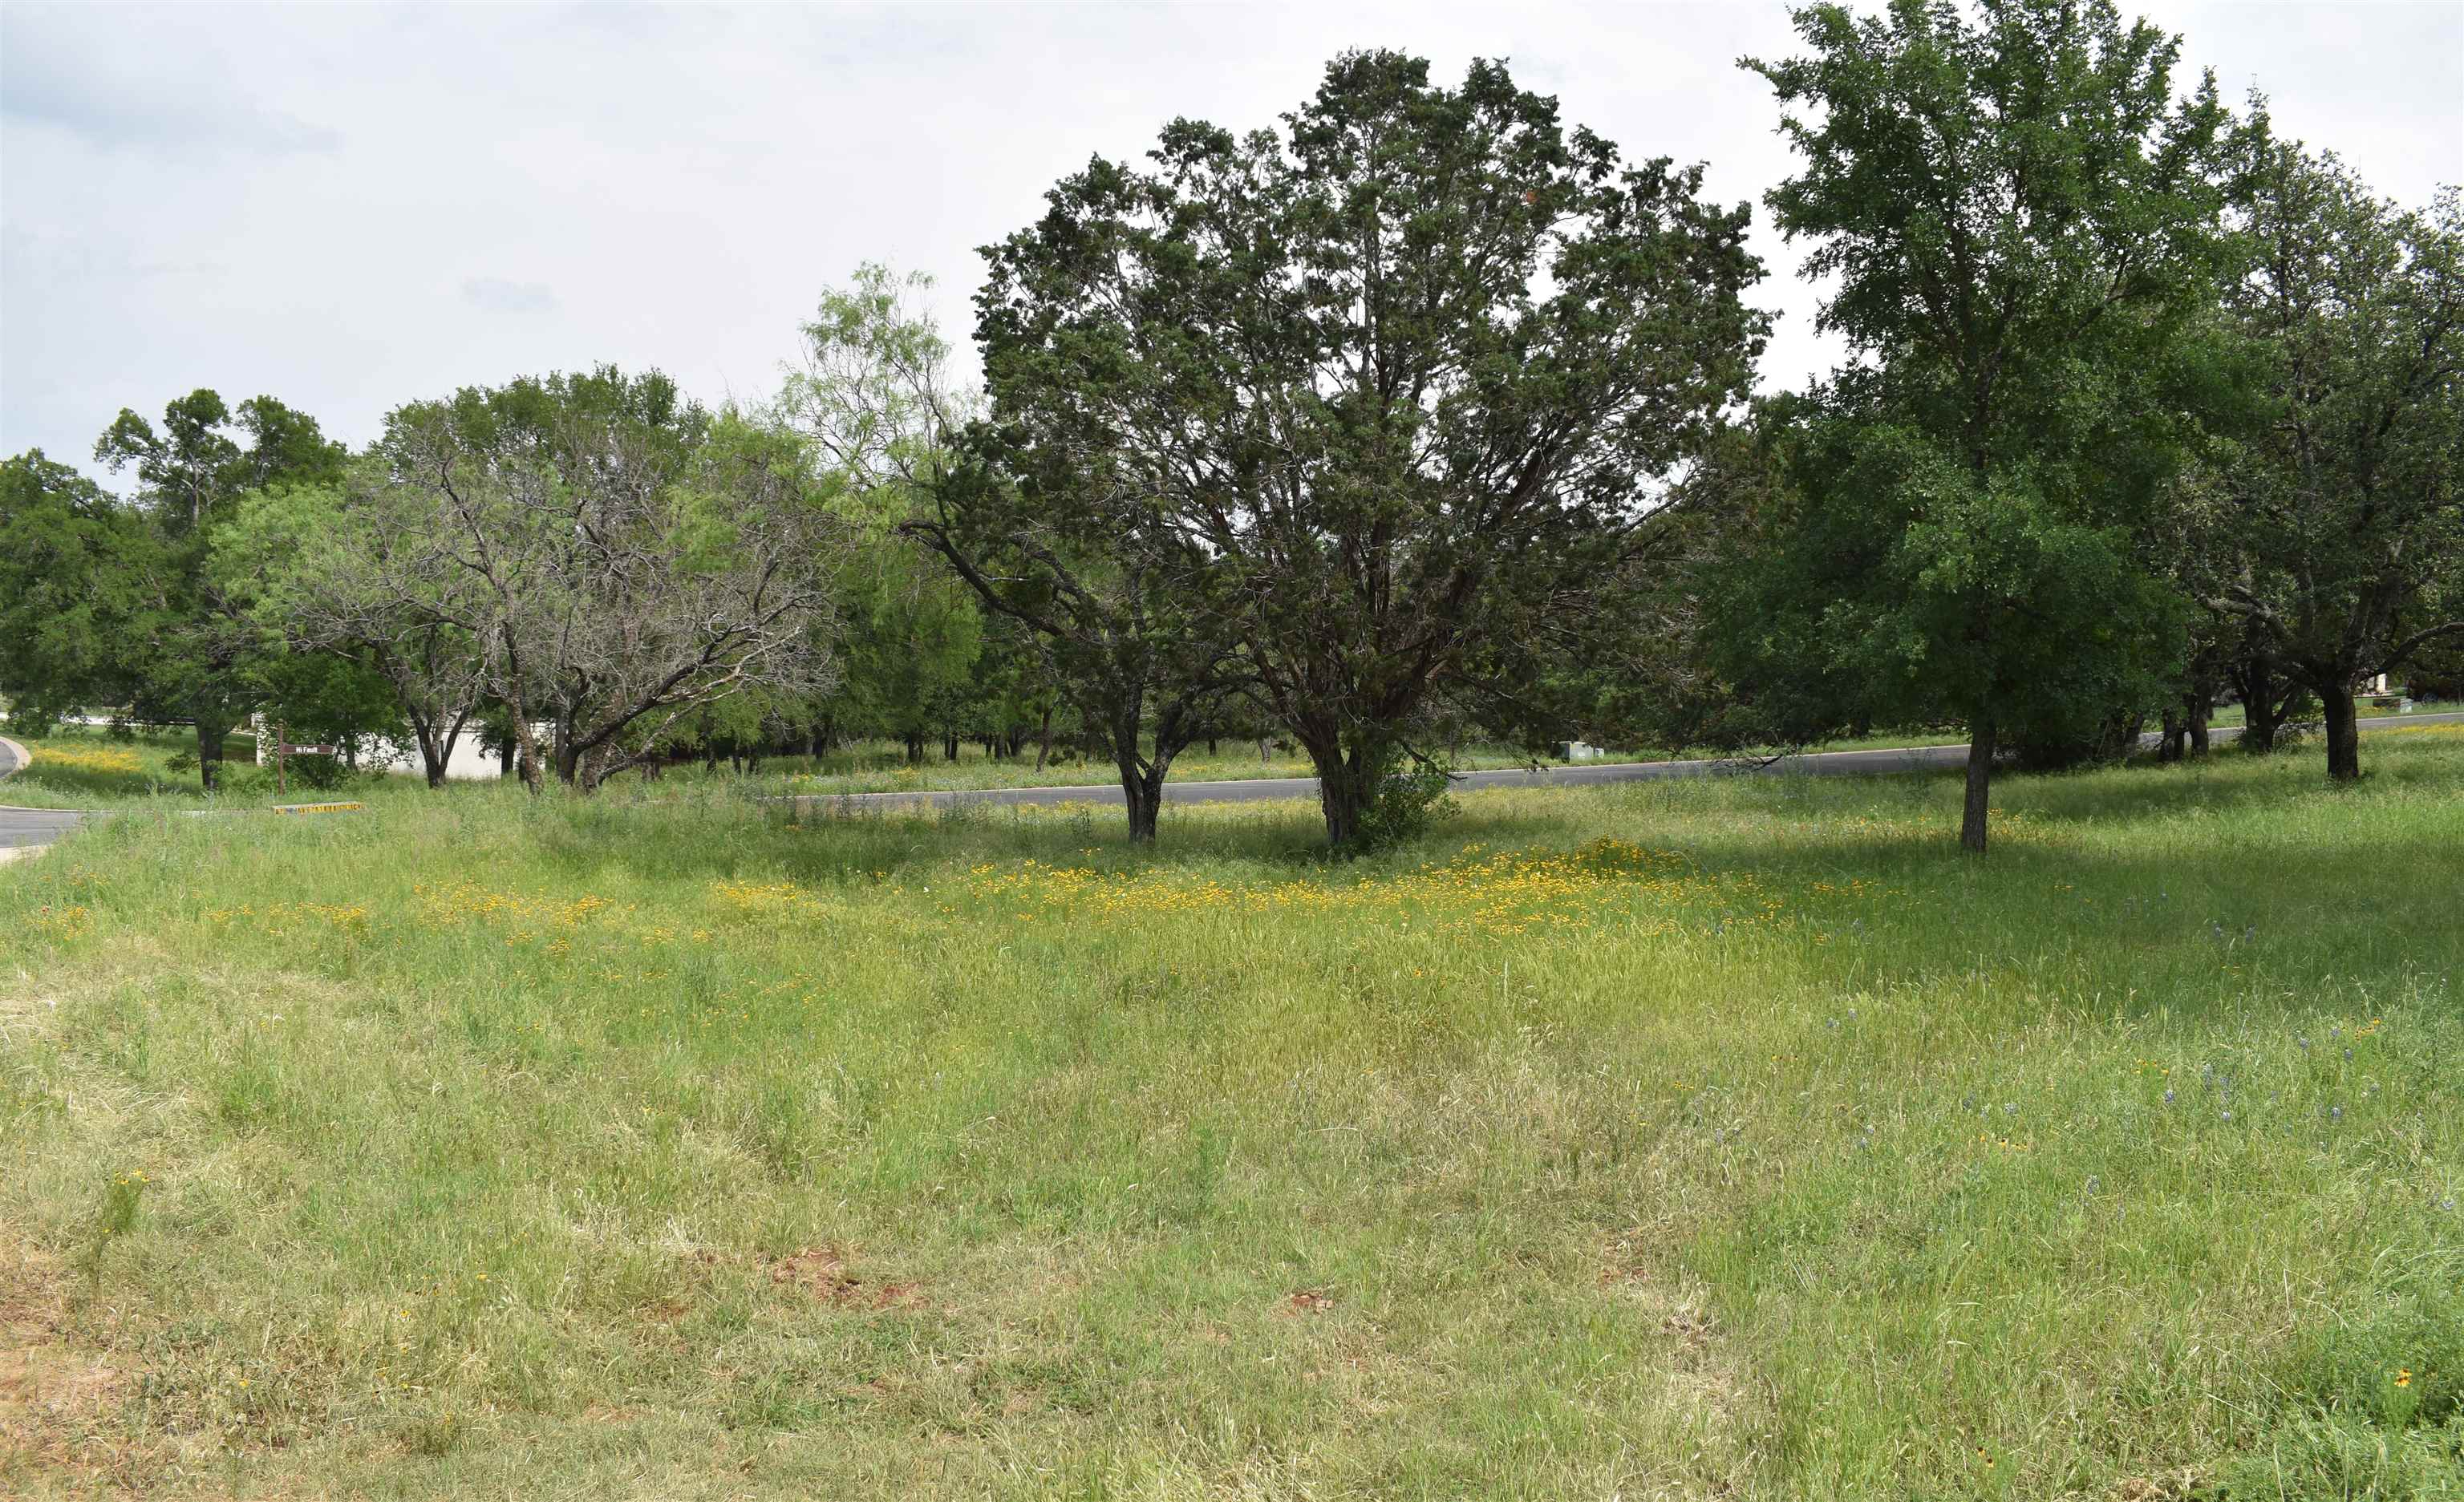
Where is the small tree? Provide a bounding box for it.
[2208,142,2463,780]
[779,268,989,767]
[910,454,1245,841]
[782,265,1249,838]
[975,51,1766,848]
[218,468,491,787]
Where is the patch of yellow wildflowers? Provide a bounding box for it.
[26,743,142,775]
[959,836,1889,939]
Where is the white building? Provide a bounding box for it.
[250,716,507,780]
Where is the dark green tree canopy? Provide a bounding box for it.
[975,49,1768,846]
[2209,139,2463,779]
[2,391,349,784]
[1735,0,2236,851]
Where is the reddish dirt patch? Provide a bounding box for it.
[2113,1473,2206,1501]
[1660,1308,1717,1351]
[1279,1289,1335,1316]
[766,1248,922,1310]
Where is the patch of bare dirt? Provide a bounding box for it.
[0,1241,158,1492]
[1279,1289,1335,1316]
[2113,1471,2207,1501]
[764,1247,922,1310]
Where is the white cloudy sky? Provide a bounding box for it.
[3,1,2458,481]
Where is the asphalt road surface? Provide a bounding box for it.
[5,712,2457,853]
[776,711,2464,816]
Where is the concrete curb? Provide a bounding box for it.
[0,734,28,782]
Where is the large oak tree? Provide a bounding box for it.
[971,51,1767,848]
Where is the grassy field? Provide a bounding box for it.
[1,728,220,808]
[4,728,2461,1498]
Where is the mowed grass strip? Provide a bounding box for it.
[3,733,2461,1499]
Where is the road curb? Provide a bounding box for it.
[0,734,28,782]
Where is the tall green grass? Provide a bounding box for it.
[4,731,2460,1498]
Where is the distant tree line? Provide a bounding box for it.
[3,1,2457,854]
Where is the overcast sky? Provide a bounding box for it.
[3,1,2458,484]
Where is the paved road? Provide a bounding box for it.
[777,711,2464,816]
[4,712,2455,852]
[2,734,92,856]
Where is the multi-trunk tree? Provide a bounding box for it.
[972,50,1767,849]
[372,368,846,791]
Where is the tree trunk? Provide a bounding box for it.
[2158,710,2185,763]
[195,719,226,793]
[551,715,583,786]
[1959,716,1996,855]
[2185,691,2211,756]
[1116,751,1163,842]
[498,736,515,778]
[504,694,545,795]
[2322,682,2361,782]
[2235,654,2284,754]
[1035,706,1052,772]
[1302,734,1380,852]
[419,726,449,789]
[943,731,959,762]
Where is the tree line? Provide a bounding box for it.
[3,0,2458,854]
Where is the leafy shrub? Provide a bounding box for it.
[282,752,353,792]
[1352,749,1457,852]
